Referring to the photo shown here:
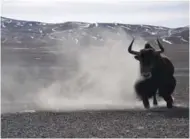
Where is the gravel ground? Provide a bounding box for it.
[1,105,189,138]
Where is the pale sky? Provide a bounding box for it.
[1,0,189,27]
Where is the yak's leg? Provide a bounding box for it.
[153,93,158,106]
[142,96,150,109]
[158,76,176,109]
[163,95,173,108]
[135,79,156,109]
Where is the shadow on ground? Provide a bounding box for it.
[147,105,189,118]
[2,105,189,119]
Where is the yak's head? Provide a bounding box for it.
[134,48,157,78]
[128,38,164,79]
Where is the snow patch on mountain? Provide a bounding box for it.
[162,38,172,44]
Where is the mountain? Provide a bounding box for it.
[1,16,189,46]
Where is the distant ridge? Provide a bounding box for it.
[1,16,189,44]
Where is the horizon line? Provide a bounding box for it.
[1,16,189,29]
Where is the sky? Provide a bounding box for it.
[1,0,189,27]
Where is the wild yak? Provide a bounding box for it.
[128,38,176,109]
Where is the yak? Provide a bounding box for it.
[128,38,176,109]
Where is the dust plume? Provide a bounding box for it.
[35,28,146,111]
[2,27,151,113]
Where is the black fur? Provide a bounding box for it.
[134,43,176,109]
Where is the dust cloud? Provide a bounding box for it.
[2,27,151,113]
[35,28,146,112]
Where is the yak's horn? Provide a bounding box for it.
[128,38,139,55]
[156,38,164,53]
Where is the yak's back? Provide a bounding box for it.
[157,54,175,76]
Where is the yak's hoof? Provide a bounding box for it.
[143,98,150,109]
[145,106,150,109]
[167,102,173,109]
[143,103,150,109]
[166,96,174,109]
[153,101,158,106]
